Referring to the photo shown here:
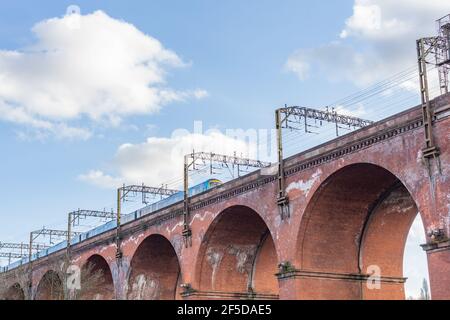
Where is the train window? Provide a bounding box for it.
[209,180,222,187]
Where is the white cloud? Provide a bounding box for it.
[78,170,121,189]
[334,104,366,117]
[340,3,382,39]
[0,10,207,139]
[192,89,209,99]
[286,42,376,85]
[0,100,92,140]
[341,0,450,40]
[79,130,254,189]
[286,1,450,87]
[285,52,310,80]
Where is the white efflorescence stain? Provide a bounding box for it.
[366,265,381,290]
[286,169,322,197]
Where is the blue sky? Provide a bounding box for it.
[2,0,450,297]
[0,0,354,240]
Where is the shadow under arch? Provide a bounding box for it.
[35,270,64,300]
[127,234,181,300]
[297,162,426,300]
[194,205,279,299]
[4,283,25,300]
[78,254,115,300]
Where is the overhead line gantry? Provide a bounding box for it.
[275,105,374,219]
[115,184,180,260]
[182,151,271,247]
[66,209,116,262]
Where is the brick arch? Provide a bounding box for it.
[194,205,279,299]
[127,234,181,300]
[3,283,25,300]
[35,270,64,300]
[359,183,419,299]
[296,163,423,299]
[79,254,115,300]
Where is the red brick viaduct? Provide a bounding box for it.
[1,94,450,300]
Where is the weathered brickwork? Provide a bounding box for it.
[1,94,450,300]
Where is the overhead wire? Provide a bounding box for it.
[2,63,446,266]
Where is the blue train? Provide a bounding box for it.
[122,178,222,224]
[0,179,222,272]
